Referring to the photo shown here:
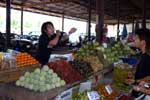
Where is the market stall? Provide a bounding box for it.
[0,41,136,100]
[0,67,113,100]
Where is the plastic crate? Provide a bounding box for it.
[120,58,137,65]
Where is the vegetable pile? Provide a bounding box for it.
[16,65,65,92]
[69,60,93,78]
[48,60,82,84]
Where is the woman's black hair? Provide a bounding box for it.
[135,28,150,53]
[41,21,54,35]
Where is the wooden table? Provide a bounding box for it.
[0,83,72,100]
[0,67,114,100]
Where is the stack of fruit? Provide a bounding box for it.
[0,53,4,69]
[48,60,82,84]
[16,65,66,92]
[0,52,4,64]
[74,42,104,72]
[69,60,93,78]
[111,42,134,58]
[95,84,119,100]
[74,41,134,68]
[100,42,135,65]
[74,42,100,60]
[71,90,89,100]
[16,53,39,67]
[102,48,118,65]
[113,63,133,92]
[83,56,103,72]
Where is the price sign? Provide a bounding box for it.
[56,88,73,100]
[105,85,112,95]
[79,81,92,93]
[87,91,100,100]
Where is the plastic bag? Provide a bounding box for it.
[0,52,4,69]
[1,53,16,70]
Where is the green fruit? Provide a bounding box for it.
[42,65,49,71]
[34,68,40,74]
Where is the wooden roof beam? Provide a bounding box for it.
[70,0,95,10]
[21,0,28,6]
[128,0,142,12]
[23,0,64,8]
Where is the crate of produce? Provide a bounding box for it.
[15,65,66,92]
[48,60,82,84]
[120,57,138,65]
[15,53,39,67]
[95,83,119,100]
[0,64,40,83]
[113,63,134,92]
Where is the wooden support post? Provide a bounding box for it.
[117,0,120,39]
[132,18,135,34]
[96,0,104,44]
[62,14,64,32]
[88,0,91,41]
[142,0,146,28]
[6,0,11,50]
[21,6,24,35]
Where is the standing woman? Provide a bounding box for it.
[36,21,60,65]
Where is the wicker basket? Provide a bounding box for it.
[0,64,40,83]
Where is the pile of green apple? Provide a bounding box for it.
[102,48,119,64]
[71,90,89,100]
[75,42,100,59]
[75,42,134,66]
[15,65,66,92]
[112,42,135,57]
[100,42,135,65]
[74,42,105,71]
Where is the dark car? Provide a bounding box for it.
[0,33,33,52]
[11,38,33,52]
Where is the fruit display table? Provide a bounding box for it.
[0,83,69,100]
[0,67,113,100]
[49,53,73,62]
[51,47,75,54]
[0,81,85,100]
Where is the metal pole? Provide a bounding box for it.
[132,17,135,33]
[6,0,11,49]
[96,0,104,44]
[88,0,91,41]
[135,21,139,31]
[62,14,64,32]
[21,6,24,35]
[142,0,146,28]
[117,0,120,39]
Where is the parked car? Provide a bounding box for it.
[11,38,33,52]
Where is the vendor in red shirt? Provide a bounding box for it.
[127,32,134,43]
[102,24,108,42]
[95,24,109,44]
